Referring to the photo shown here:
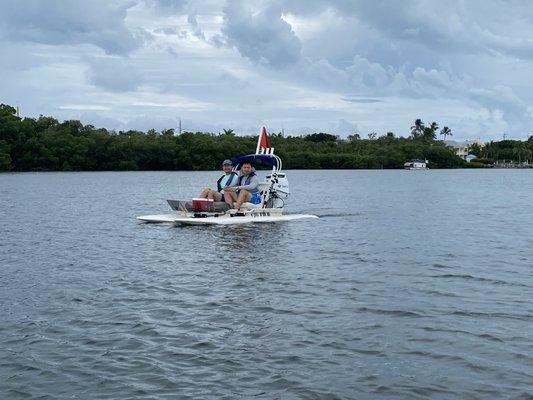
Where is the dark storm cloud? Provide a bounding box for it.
[220,1,302,68]
[0,0,142,55]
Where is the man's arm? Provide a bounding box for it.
[237,175,259,191]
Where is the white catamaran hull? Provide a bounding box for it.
[137,213,318,225]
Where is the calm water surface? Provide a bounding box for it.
[1,170,532,399]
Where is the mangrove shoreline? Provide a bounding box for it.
[1,104,531,172]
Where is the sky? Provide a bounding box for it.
[1,0,533,140]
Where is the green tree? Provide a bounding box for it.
[0,140,12,170]
[304,133,338,143]
[0,103,476,171]
[422,127,436,141]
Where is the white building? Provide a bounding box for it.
[444,139,485,160]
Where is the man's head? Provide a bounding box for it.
[241,162,252,175]
[222,159,233,173]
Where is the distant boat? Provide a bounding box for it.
[404,159,428,170]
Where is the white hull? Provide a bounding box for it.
[137,213,318,225]
[404,160,428,170]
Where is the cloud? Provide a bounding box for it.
[187,13,205,40]
[346,55,390,89]
[470,85,528,119]
[334,0,533,60]
[2,0,533,140]
[144,0,188,12]
[476,24,533,60]
[290,57,349,92]
[342,97,382,104]
[295,55,460,100]
[58,104,110,111]
[220,1,302,68]
[0,41,48,71]
[331,119,360,135]
[0,0,143,55]
[412,67,453,88]
[86,56,143,92]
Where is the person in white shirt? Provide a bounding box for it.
[198,159,238,202]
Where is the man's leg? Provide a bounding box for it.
[225,192,237,208]
[199,188,210,198]
[235,190,252,210]
[211,191,223,201]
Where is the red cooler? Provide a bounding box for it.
[191,198,215,212]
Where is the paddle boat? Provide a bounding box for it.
[137,128,318,226]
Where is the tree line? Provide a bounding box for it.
[468,139,533,165]
[0,103,525,172]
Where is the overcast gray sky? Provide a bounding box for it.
[1,0,532,139]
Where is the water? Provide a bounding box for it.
[1,170,532,399]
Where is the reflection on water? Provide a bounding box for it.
[171,222,288,261]
[1,170,533,399]
[214,223,286,252]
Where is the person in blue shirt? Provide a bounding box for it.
[198,159,238,202]
[224,161,262,209]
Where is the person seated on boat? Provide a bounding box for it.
[224,162,261,209]
[198,159,238,202]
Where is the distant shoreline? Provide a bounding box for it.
[2,104,532,172]
[2,166,532,174]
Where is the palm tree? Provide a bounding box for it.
[440,126,452,142]
[222,128,234,135]
[430,121,439,133]
[410,119,425,138]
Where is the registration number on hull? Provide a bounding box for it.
[251,211,271,218]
